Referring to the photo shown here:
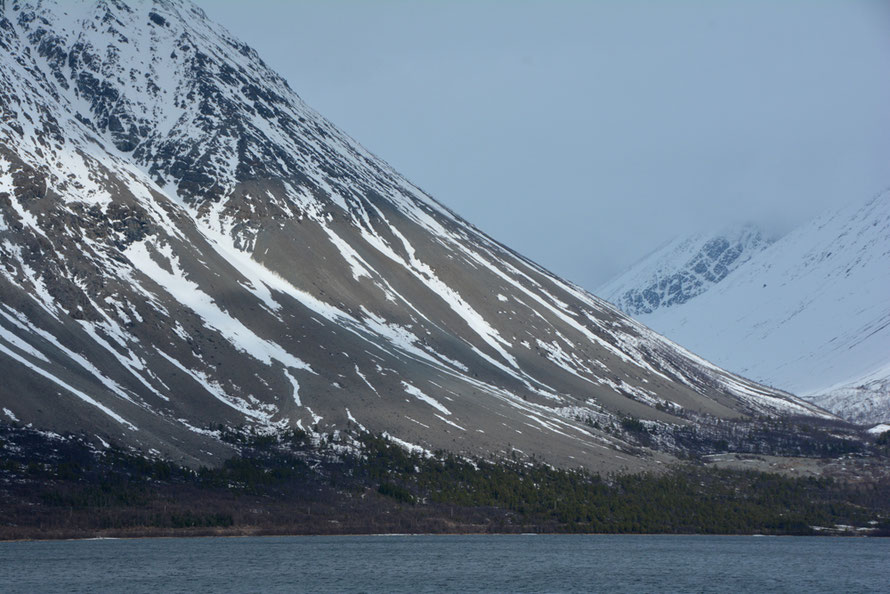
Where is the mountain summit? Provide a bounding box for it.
[0,0,830,470]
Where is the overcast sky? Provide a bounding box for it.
[197,0,890,290]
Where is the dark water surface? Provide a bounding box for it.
[1,534,888,593]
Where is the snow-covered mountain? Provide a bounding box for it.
[600,192,890,424]
[600,225,773,316]
[0,0,831,470]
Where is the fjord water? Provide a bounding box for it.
[2,535,888,593]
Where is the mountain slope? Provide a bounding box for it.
[0,0,830,471]
[600,193,890,424]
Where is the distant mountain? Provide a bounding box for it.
[600,224,773,316]
[600,193,890,424]
[0,0,831,471]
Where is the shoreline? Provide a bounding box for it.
[2,526,882,543]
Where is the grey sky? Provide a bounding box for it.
[197,0,890,290]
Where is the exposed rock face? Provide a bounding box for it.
[600,225,772,316]
[0,0,830,470]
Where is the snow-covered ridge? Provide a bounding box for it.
[599,224,773,316]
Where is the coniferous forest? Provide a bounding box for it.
[2,422,889,540]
